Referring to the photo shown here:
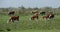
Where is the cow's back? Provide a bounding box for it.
[11,16,19,20]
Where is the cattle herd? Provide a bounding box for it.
[7,10,54,23]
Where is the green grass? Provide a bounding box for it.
[8,29,60,32]
[0,14,60,32]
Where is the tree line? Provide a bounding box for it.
[0,6,60,15]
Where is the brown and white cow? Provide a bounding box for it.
[31,13,38,20]
[7,16,19,23]
[42,13,54,20]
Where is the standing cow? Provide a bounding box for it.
[31,13,38,20]
[48,14,54,19]
[7,16,19,23]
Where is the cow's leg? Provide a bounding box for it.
[7,20,9,23]
[31,17,34,20]
[16,18,19,22]
[7,19,11,23]
[31,17,32,20]
[37,16,38,19]
[12,20,14,23]
[17,18,19,21]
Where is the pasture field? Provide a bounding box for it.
[9,29,60,32]
[0,14,60,32]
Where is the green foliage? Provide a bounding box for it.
[0,7,60,15]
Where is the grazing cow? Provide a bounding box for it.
[42,14,54,20]
[8,11,15,16]
[7,16,19,23]
[40,11,46,15]
[31,13,38,20]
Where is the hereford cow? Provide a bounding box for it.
[7,16,19,23]
[48,14,54,19]
[42,13,54,20]
[31,13,38,20]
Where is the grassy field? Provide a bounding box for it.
[9,29,60,32]
[0,14,60,32]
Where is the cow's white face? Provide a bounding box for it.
[49,14,51,17]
